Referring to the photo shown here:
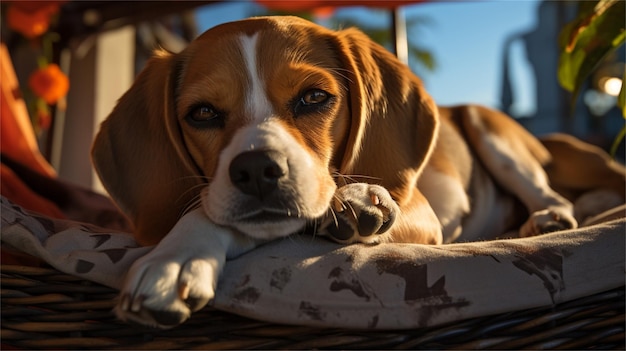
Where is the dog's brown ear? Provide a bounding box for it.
[91,51,201,246]
[332,28,439,200]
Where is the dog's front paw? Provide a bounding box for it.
[115,252,219,328]
[321,183,398,244]
[520,207,578,238]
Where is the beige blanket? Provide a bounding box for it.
[2,196,624,329]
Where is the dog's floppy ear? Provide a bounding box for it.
[331,28,439,200]
[92,51,201,246]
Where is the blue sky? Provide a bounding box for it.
[196,0,541,117]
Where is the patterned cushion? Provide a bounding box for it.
[2,196,624,329]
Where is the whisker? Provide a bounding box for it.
[343,175,359,184]
[176,182,209,207]
[330,208,339,229]
[331,172,348,186]
[344,199,358,221]
[346,174,382,181]
[332,173,382,184]
[179,195,203,219]
[329,194,341,228]
[294,201,302,219]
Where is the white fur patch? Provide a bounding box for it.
[239,34,273,122]
[418,165,470,242]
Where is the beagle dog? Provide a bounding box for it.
[92,16,625,328]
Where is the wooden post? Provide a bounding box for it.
[53,26,135,192]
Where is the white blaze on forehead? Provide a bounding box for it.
[239,33,273,121]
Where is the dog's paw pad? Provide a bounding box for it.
[326,214,355,240]
[520,208,577,238]
[321,183,398,244]
[116,299,190,329]
[539,220,570,234]
[357,211,382,237]
[149,309,189,327]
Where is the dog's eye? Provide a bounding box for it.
[185,105,224,128]
[190,106,218,121]
[301,89,328,105]
[293,89,333,116]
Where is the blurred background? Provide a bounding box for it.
[2,0,624,193]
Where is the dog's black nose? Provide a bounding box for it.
[229,150,288,199]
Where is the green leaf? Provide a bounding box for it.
[410,47,436,71]
[557,0,625,105]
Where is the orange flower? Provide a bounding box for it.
[7,5,49,38]
[6,1,64,39]
[28,64,69,105]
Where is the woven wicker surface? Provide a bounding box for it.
[1,264,624,350]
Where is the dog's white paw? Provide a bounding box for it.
[115,250,221,328]
[520,207,578,238]
[111,207,261,329]
[320,183,398,244]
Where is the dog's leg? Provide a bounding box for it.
[541,133,626,223]
[460,106,577,237]
[115,208,261,328]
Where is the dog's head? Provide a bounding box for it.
[92,16,438,245]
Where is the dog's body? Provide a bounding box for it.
[92,16,625,328]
